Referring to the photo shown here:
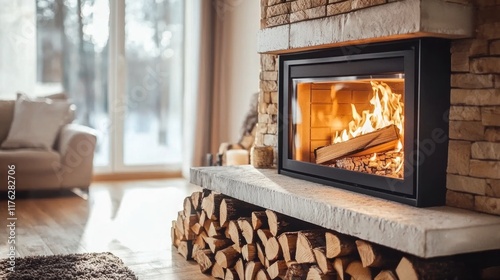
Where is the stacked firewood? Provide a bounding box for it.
[172,190,500,280]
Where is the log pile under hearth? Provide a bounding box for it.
[172,190,500,279]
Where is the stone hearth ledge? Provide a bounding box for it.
[257,0,473,53]
[190,166,500,258]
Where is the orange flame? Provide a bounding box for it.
[333,81,404,145]
[333,81,405,173]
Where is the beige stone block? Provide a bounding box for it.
[263,134,277,146]
[351,0,386,10]
[491,40,500,55]
[266,14,290,27]
[268,0,286,6]
[268,123,278,134]
[475,196,500,215]
[447,140,471,175]
[267,103,278,115]
[451,39,488,57]
[259,100,268,114]
[266,2,291,18]
[446,190,474,210]
[258,114,270,124]
[260,71,278,81]
[271,91,278,103]
[449,106,481,121]
[471,57,500,74]
[449,121,485,141]
[261,54,277,71]
[447,174,487,195]
[254,133,264,146]
[485,128,500,142]
[451,74,494,89]
[257,123,268,134]
[478,22,500,40]
[470,160,500,179]
[291,0,327,12]
[481,106,500,127]
[260,91,271,104]
[290,6,326,23]
[260,80,278,92]
[472,142,500,160]
[451,52,469,72]
[486,179,500,198]
[450,89,500,106]
[327,0,352,15]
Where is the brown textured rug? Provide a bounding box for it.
[0,252,138,280]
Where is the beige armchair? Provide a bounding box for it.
[0,94,97,191]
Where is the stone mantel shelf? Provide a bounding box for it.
[257,0,473,54]
[190,166,500,258]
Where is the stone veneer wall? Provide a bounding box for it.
[254,0,500,216]
[446,0,500,215]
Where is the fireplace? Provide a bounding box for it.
[278,39,451,207]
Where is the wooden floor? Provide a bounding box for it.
[0,178,212,279]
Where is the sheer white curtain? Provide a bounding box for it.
[182,0,222,177]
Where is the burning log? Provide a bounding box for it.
[332,150,404,179]
[315,124,400,164]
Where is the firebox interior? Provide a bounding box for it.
[291,76,405,180]
[278,39,450,207]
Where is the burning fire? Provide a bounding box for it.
[332,81,405,175]
[333,81,404,146]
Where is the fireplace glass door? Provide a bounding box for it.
[278,39,450,207]
[291,75,405,180]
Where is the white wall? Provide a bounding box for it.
[217,0,260,144]
[0,0,36,98]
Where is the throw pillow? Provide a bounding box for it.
[1,94,71,150]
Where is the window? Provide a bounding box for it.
[35,0,183,172]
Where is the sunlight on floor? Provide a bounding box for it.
[80,179,201,255]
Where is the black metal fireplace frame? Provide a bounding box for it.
[278,39,450,207]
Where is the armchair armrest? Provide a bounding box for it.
[56,124,97,188]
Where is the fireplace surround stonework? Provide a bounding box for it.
[253,0,500,216]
